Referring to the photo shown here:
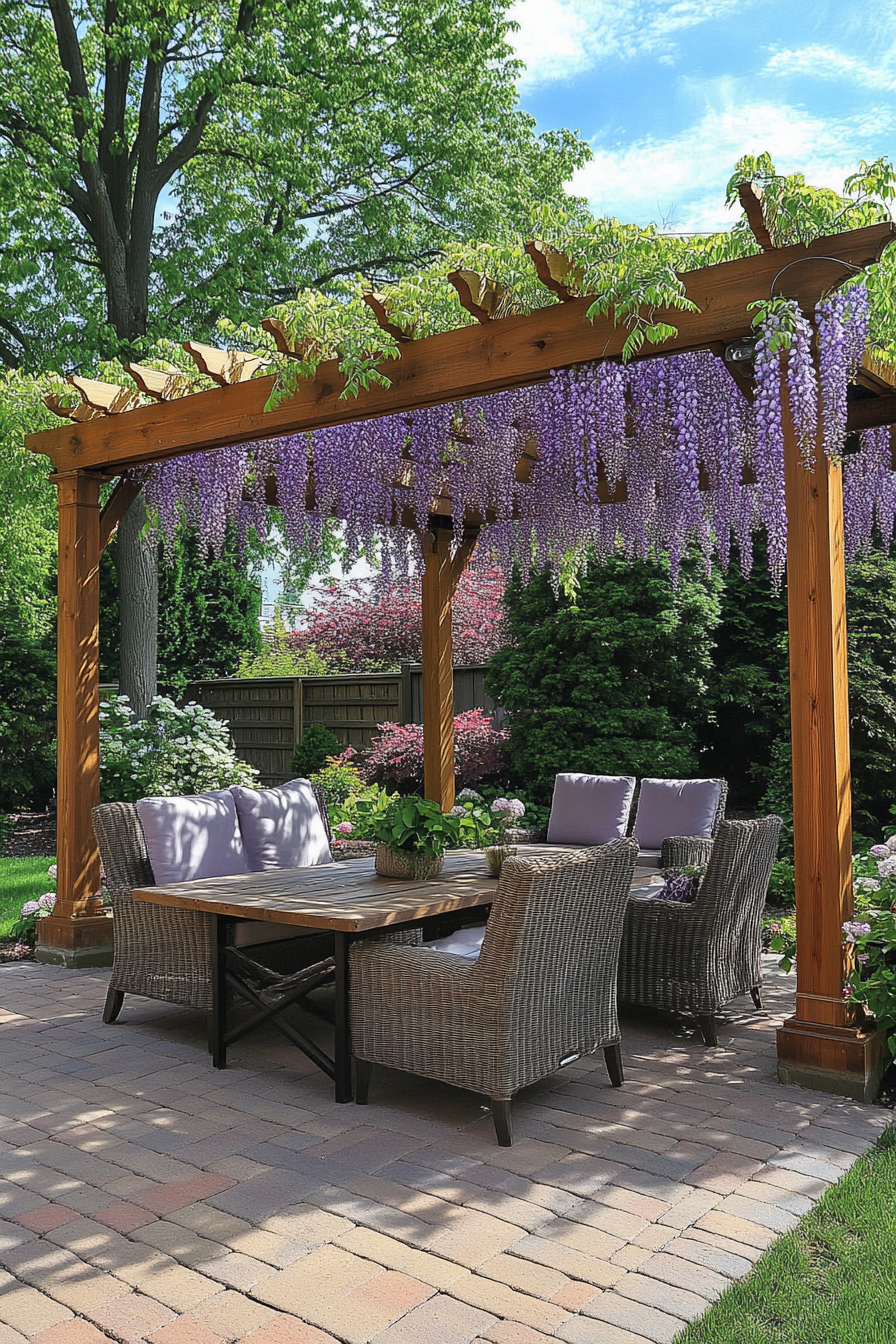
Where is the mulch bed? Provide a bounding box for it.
[4,811,56,859]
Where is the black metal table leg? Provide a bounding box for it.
[334,931,353,1102]
[211,914,228,1068]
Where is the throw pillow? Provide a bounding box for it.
[547,774,636,846]
[136,789,250,885]
[231,778,333,871]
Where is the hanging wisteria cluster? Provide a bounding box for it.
[142,281,892,587]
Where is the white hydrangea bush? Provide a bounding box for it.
[100,694,257,802]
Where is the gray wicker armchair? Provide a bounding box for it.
[92,783,334,1037]
[350,838,639,1146]
[617,815,781,1046]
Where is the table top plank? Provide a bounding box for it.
[133,844,653,933]
[134,850,500,931]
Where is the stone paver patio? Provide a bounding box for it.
[0,958,889,1344]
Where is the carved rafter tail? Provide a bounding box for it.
[43,392,102,422]
[738,181,776,252]
[260,318,314,361]
[124,362,196,401]
[182,340,268,385]
[362,293,416,342]
[447,270,520,324]
[68,375,142,415]
[524,240,585,301]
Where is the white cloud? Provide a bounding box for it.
[571,98,895,231]
[508,0,744,89]
[764,44,896,91]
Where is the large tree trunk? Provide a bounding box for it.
[115,493,158,717]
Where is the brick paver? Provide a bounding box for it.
[0,958,889,1344]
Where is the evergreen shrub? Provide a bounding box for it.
[486,555,721,806]
[292,723,342,778]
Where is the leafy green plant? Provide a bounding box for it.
[767,861,796,907]
[356,795,465,860]
[768,918,798,974]
[844,912,896,1054]
[100,694,256,803]
[291,723,343,779]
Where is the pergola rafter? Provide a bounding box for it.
[23,214,896,1100]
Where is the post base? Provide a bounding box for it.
[35,912,113,968]
[777,1016,887,1102]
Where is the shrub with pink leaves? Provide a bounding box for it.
[287,565,507,671]
[363,709,508,790]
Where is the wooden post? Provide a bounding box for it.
[36,471,112,966]
[776,382,886,1098]
[420,524,456,810]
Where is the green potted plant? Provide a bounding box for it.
[357,795,464,880]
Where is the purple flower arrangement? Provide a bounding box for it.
[142,284,880,587]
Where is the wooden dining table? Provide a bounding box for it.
[134,848,506,1102]
[134,845,658,1104]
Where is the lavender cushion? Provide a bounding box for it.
[231,778,333,871]
[633,778,722,849]
[546,774,636,846]
[136,790,249,885]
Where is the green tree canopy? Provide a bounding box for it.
[0,0,587,366]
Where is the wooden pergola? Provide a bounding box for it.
[23,201,896,1100]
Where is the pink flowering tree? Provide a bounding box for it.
[288,564,506,671]
[363,709,508,791]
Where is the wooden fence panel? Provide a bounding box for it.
[301,674,401,751]
[182,666,497,787]
[182,678,301,788]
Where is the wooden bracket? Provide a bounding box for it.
[450,524,481,593]
[99,477,144,552]
[183,341,267,385]
[124,362,196,401]
[738,181,776,252]
[525,240,585,301]
[362,293,416,342]
[447,270,519,324]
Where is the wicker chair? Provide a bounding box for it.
[350,837,639,1146]
[92,782,334,1036]
[617,815,781,1046]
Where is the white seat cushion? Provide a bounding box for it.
[425,926,486,961]
[633,778,722,850]
[546,774,636,846]
[232,779,333,871]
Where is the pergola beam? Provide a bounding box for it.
[26,224,895,475]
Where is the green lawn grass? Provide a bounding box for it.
[0,856,55,936]
[676,1131,896,1344]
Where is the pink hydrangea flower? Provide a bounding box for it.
[870,845,889,858]
[47,863,58,879]
[38,893,56,911]
[336,821,353,835]
[20,901,40,916]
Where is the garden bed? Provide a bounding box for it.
[4,811,56,859]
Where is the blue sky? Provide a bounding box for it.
[508,0,896,231]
